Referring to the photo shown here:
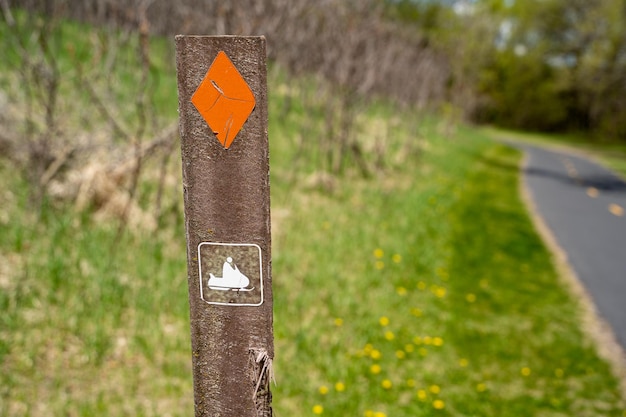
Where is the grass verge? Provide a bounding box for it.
[482,127,626,178]
[271,133,625,416]
[1,13,625,417]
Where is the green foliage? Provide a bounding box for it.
[384,0,447,33]
[384,0,626,142]
[478,50,569,131]
[475,0,626,141]
[1,10,625,417]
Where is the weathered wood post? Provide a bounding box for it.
[175,36,273,417]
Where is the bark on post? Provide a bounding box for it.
[175,35,273,417]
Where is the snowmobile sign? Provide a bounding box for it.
[198,242,263,306]
[177,36,273,417]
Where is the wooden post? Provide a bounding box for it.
[175,36,273,417]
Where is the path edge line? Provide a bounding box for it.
[518,150,626,399]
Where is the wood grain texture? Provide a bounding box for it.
[176,35,272,417]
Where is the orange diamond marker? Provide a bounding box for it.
[191,51,256,149]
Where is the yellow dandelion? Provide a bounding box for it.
[419,348,428,356]
[458,358,469,367]
[363,344,373,354]
[410,307,422,317]
[429,385,441,394]
[381,379,393,389]
[433,337,444,347]
[374,412,387,417]
[413,336,422,345]
[423,336,433,345]
[335,382,346,392]
[370,349,381,360]
[370,364,382,374]
[406,379,416,388]
[319,385,329,395]
[521,367,531,377]
[476,383,486,392]
[465,293,476,303]
[379,316,390,327]
[416,389,427,401]
[313,404,324,415]
[435,287,447,298]
[384,331,395,341]
[375,261,385,270]
[396,286,407,296]
[432,399,445,410]
[395,350,406,359]
[334,318,343,327]
[374,248,384,259]
[404,343,415,353]
[364,411,375,417]
[392,254,402,263]
[417,281,427,290]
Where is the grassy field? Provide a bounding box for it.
[1,14,625,417]
[270,129,625,417]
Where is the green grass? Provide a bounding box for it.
[444,145,621,415]
[0,169,191,416]
[270,130,625,416]
[0,10,178,142]
[1,12,625,417]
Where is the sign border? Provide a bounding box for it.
[197,242,264,306]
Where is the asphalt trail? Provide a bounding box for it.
[516,143,626,348]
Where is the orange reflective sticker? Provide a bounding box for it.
[191,51,256,149]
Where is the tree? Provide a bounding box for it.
[475,0,626,140]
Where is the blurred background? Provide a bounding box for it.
[1,1,625,416]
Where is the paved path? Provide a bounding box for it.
[515,143,626,348]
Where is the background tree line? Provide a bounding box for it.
[12,0,451,109]
[2,0,624,217]
[389,0,626,142]
[8,0,626,143]
[2,0,456,217]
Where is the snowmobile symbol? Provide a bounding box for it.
[208,256,255,292]
[197,242,263,306]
